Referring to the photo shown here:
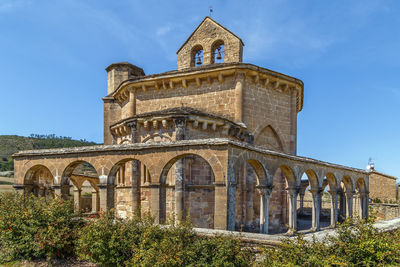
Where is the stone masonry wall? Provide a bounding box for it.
[369,171,397,202]
[177,17,243,70]
[135,76,237,122]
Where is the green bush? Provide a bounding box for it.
[259,218,400,266]
[76,211,252,267]
[0,192,79,262]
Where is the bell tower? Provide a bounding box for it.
[176,17,244,70]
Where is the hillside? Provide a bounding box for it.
[0,134,98,172]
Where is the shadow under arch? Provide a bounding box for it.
[24,164,54,197]
[60,160,100,211]
[158,153,216,228]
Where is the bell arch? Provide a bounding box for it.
[210,39,225,64]
[191,44,204,67]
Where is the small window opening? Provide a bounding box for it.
[213,45,224,63]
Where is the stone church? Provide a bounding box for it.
[13,17,369,234]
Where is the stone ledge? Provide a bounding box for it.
[12,138,368,175]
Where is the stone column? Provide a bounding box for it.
[13,184,25,194]
[73,186,82,213]
[359,192,369,219]
[173,117,186,223]
[52,185,62,198]
[310,188,322,231]
[234,73,245,123]
[214,183,228,230]
[127,120,140,214]
[257,186,272,234]
[227,181,237,231]
[123,89,136,119]
[328,190,338,228]
[92,189,99,213]
[299,192,305,215]
[98,184,109,212]
[286,187,299,233]
[345,191,354,218]
[149,184,160,223]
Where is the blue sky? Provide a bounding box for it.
[0,0,399,178]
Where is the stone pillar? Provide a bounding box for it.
[227,181,237,231]
[53,185,62,197]
[173,117,186,223]
[13,184,25,194]
[286,187,299,233]
[234,73,245,123]
[123,89,136,119]
[345,191,354,218]
[359,192,369,219]
[98,184,109,212]
[73,186,82,213]
[92,189,99,213]
[328,190,338,228]
[175,158,185,222]
[131,160,140,213]
[214,183,228,230]
[150,184,160,223]
[310,188,322,231]
[257,186,272,234]
[299,192,305,215]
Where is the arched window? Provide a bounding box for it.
[191,45,204,67]
[211,40,224,64]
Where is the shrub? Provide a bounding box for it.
[259,218,400,266]
[76,211,253,267]
[0,192,79,262]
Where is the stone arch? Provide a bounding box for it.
[301,169,320,190]
[324,172,339,191]
[253,124,285,152]
[275,164,297,188]
[191,44,204,67]
[355,177,367,193]
[23,164,54,197]
[107,157,152,218]
[159,153,216,228]
[210,39,225,64]
[340,175,354,193]
[61,160,99,186]
[156,151,224,185]
[232,151,272,186]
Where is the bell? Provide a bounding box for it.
[216,48,222,60]
[196,55,202,65]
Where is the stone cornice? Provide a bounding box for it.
[109,63,304,112]
[369,170,398,180]
[12,138,367,175]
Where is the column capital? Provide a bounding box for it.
[345,191,355,198]
[173,116,187,140]
[286,186,300,196]
[328,189,338,197]
[358,191,369,197]
[309,188,323,196]
[256,185,273,196]
[98,183,108,189]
